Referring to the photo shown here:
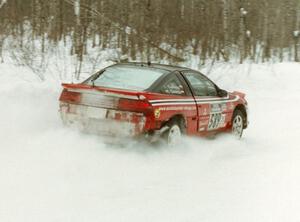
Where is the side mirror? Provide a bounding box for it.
[218,89,228,97]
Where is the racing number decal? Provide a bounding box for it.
[208,113,225,130]
[207,104,226,131]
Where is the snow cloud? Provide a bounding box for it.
[1,62,300,222]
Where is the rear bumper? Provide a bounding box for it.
[60,103,146,138]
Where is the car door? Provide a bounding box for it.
[181,71,228,132]
[149,72,198,134]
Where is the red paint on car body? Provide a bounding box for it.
[59,64,248,140]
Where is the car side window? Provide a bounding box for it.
[159,75,186,96]
[183,71,217,96]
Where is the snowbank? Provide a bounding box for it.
[0,62,300,222]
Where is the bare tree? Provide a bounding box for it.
[1,0,300,77]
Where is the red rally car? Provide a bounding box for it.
[59,63,248,145]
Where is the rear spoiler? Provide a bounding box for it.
[61,83,142,100]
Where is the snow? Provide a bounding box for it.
[1,61,300,222]
[240,8,248,16]
[125,26,132,35]
[0,0,7,8]
[74,0,80,17]
[246,30,251,38]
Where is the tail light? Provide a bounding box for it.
[118,98,152,113]
[59,89,81,103]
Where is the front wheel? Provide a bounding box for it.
[232,110,244,139]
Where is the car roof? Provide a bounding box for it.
[112,62,194,73]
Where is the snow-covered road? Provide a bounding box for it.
[0,62,300,222]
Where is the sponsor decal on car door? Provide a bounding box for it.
[197,96,239,131]
[195,97,227,131]
[207,103,226,130]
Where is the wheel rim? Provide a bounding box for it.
[168,125,181,146]
[232,115,243,138]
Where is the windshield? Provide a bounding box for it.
[85,65,166,91]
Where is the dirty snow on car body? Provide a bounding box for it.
[0,62,300,222]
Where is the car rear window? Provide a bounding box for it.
[85,65,166,91]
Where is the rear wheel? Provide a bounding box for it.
[232,110,244,138]
[163,119,184,146]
